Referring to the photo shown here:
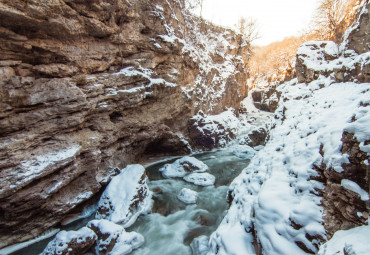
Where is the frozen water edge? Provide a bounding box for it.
[0,229,60,255]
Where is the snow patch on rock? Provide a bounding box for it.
[341,179,370,201]
[159,156,208,178]
[41,227,96,255]
[88,219,144,255]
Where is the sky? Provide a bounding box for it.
[199,0,321,46]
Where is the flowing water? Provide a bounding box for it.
[6,146,251,255]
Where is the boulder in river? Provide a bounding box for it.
[183,173,216,186]
[95,164,152,227]
[87,219,144,255]
[177,188,198,204]
[159,156,208,178]
[41,227,97,255]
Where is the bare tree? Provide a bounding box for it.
[236,17,260,44]
[312,0,361,41]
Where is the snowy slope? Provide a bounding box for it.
[208,76,370,254]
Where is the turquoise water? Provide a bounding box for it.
[8,148,250,255]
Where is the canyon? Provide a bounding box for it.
[0,0,369,254]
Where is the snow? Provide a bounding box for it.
[318,224,370,255]
[177,188,198,204]
[183,173,215,186]
[159,156,208,178]
[209,75,370,254]
[15,145,80,187]
[190,235,210,255]
[232,145,256,159]
[88,219,144,255]
[341,179,370,201]
[41,227,96,255]
[107,66,177,97]
[95,164,152,228]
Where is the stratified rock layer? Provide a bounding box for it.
[0,0,249,247]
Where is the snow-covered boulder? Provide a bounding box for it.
[239,126,268,147]
[41,227,97,255]
[177,188,198,204]
[188,110,239,149]
[251,85,280,112]
[159,156,208,178]
[183,173,215,186]
[296,41,340,83]
[96,164,152,227]
[232,145,256,159]
[296,39,370,84]
[87,219,144,255]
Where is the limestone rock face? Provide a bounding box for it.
[345,1,370,55]
[320,132,369,238]
[0,0,249,248]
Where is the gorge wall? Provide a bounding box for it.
[0,0,249,247]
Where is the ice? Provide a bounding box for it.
[96,164,152,227]
[177,188,198,204]
[341,179,369,201]
[159,156,208,178]
[183,173,215,186]
[318,224,370,255]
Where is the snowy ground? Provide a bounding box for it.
[208,77,370,254]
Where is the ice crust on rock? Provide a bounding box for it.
[41,227,96,255]
[159,156,208,178]
[209,76,370,254]
[341,179,370,201]
[177,188,198,204]
[88,219,144,255]
[183,173,215,186]
[95,164,152,227]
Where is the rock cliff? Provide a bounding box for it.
[0,0,249,247]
